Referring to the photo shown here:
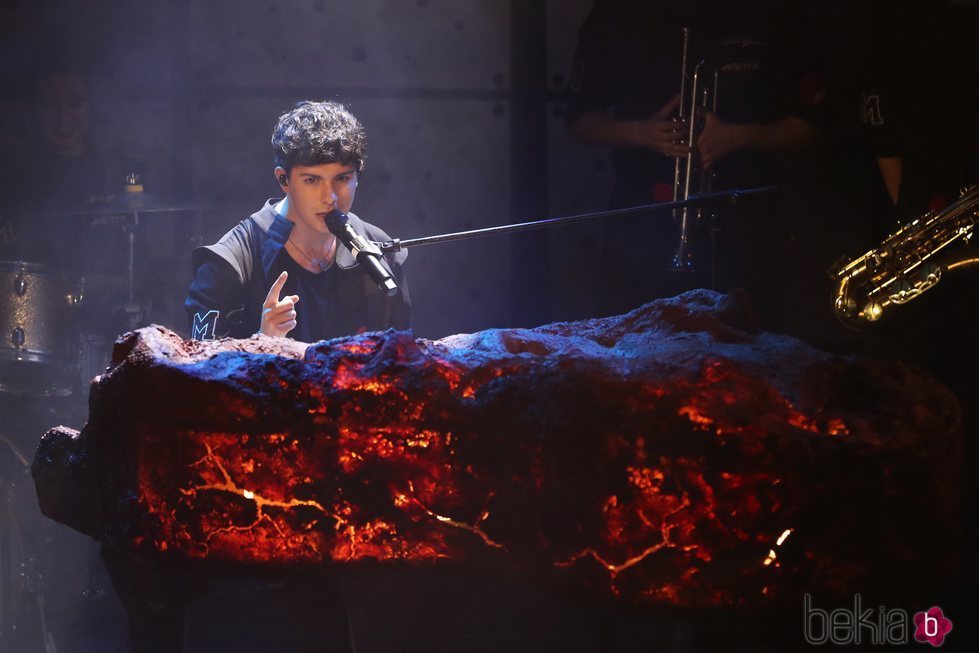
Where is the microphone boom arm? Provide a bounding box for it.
[377,186,776,253]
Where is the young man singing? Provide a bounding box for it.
[185,100,410,341]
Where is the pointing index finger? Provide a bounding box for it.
[264,271,289,308]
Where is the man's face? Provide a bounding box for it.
[281,162,359,235]
[35,73,90,157]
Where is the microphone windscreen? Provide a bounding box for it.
[324,209,348,236]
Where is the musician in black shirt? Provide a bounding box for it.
[566,0,824,319]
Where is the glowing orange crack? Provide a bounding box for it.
[557,487,701,591]
[762,527,794,567]
[180,440,347,544]
[397,485,506,552]
[554,541,671,585]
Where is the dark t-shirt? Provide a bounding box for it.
[27,146,118,213]
[860,0,979,221]
[278,253,371,342]
[0,208,25,261]
[1,144,119,265]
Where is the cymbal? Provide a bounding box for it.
[39,193,210,217]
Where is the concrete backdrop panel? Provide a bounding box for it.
[189,0,510,91]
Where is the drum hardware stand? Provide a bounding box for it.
[0,457,14,639]
[376,187,776,253]
[707,215,723,291]
[120,212,145,331]
[0,435,56,653]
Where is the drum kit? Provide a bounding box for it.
[0,184,205,650]
[0,261,82,397]
[1,186,204,398]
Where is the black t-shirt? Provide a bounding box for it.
[277,253,371,342]
[1,144,120,265]
[0,207,25,261]
[21,144,119,217]
[861,0,979,220]
[0,203,80,266]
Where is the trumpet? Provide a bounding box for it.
[669,27,719,275]
[831,185,979,322]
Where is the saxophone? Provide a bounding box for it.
[831,185,979,322]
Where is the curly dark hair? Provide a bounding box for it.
[271,100,367,173]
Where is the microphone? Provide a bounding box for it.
[324,209,399,296]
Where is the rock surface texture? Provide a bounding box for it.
[32,290,961,607]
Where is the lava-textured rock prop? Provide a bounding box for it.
[32,290,960,607]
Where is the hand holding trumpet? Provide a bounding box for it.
[630,94,691,158]
[695,112,748,170]
[629,96,746,171]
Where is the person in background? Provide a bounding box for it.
[566,0,824,323]
[857,0,978,634]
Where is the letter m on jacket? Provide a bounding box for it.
[192,310,220,341]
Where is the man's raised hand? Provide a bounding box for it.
[260,271,300,337]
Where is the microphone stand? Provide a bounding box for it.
[376,186,777,253]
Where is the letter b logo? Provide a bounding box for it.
[804,594,829,645]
